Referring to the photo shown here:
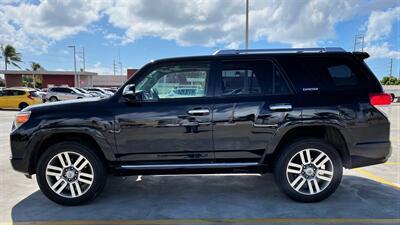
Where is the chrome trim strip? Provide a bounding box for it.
[120,162,258,169]
[187,109,210,115]
[269,104,292,111]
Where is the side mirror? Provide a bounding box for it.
[122,84,136,102]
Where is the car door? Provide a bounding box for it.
[212,59,299,163]
[0,90,8,108]
[114,61,215,163]
[2,90,21,108]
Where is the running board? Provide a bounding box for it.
[120,162,259,170]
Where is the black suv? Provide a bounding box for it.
[10,48,392,205]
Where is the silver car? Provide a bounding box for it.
[45,87,91,102]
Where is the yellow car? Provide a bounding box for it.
[0,88,43,110]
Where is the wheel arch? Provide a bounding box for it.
[29,131,115,174]
[263,125,351,168]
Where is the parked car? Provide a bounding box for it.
[75,88,98,97]
[32,88,47,102]
[10,48,392,205]
[383,86,400,103]
[85,87,114,96]
[45,87,92,102]
[0,88,42,110]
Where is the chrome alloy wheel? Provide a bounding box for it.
[45,151,94,198]
[286,148,334,195]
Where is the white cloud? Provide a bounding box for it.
[0,0,110,52]
[0,0,398,56]
[365,6,400,43]
[105,0,361,48]
[87,62,114,75]
[365,43,400,59]
[363,6,400,59]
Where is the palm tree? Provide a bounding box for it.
[28,62,44,88]
[30,62,43,71]
[1,44,22,70]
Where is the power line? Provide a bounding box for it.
[353,34,365,52]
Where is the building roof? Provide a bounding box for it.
[0,70,98,76]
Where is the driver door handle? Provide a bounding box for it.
[187,109,210,116]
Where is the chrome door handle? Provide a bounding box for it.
[187,109,210,115]
[269,103,292,111]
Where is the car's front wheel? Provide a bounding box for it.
[36,141,107,205]
[49,96,58,102]
[274,138,343,202]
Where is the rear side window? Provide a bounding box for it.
[29,91,39,97]
[327,64,358,86]
[3,90,25,96]
[220,61,290,96]
[300,56,361,90]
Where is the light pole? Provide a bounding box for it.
[245,0,249,49]
[68,45,78,87]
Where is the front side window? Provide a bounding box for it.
[136,63,209,100]
[220,61,290,96]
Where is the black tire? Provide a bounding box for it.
[19,102,29,110]
[49,96,58,102]
[36,141,107,206]
[274,138,343,202]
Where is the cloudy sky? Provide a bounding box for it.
[0,0,399,78]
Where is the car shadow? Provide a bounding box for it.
[11,174,400,224]
[0,109,20,111]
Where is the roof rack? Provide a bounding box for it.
[213,47,346,55]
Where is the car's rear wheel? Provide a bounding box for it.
[19,102,29,110]
[49,96,58,102]
[36,141,107,205]
[274,138,342,202]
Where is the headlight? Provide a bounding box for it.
[14,111,31,129]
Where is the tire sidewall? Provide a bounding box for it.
[36,141,107,206]
[274,138,343,202]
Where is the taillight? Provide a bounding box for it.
[27,93,33,100]
[369,93,391,106]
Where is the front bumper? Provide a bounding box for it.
[10,156,31,175]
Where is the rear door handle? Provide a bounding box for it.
[269,103,292,111]
[187,109,210,116]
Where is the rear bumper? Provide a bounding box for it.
[349,141,392,168]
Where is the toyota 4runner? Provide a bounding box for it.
[10,48,392,205]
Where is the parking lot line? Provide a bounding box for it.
[384,162,400,165]
[353,168,400,190]
[2,218,400,225]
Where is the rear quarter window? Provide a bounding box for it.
[298,56,364,91]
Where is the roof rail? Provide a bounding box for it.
[213,47,346,55]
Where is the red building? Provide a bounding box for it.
[1,70,97,88]
[127,69,138,79]
[1,69,138,88]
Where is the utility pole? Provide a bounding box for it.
[388,58,393,77]
[68,45,78,87]
[245,0,249,49]
[113,60,116,76]
[118,49,123,84]
[82,47,86,72]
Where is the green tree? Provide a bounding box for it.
[30,62,43,71]
[1,44,22,70]
[381,76,400,85]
